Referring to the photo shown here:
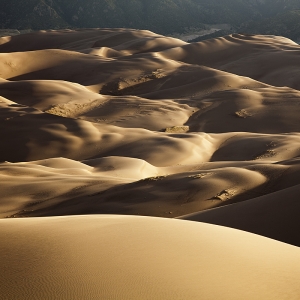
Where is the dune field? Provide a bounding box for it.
[0,29,300,299]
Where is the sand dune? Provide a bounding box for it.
[180,183,300,247]
[0,29,300,298]
[2,71,300,133]
[2,95,300,164]
[0,98,221,164]
[1,30,300,210]
[2,32,300,92]
[1,216,300,300]
[0,80,194,130]
[3,154,300,219]
[2,34,300,134]
[160,34,298,67]
[160,33,300,89]
[0,28,186,54]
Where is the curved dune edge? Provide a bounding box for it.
[2,154,300,221]
[179,184,300,247]
[0,215,300,300]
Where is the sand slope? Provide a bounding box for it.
[3,153,300,220]
[161,34,300,89]
[0,29,186,55]
[180,183,300,247]
[1,215,300,300]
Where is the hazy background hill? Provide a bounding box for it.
[1,0,300,40]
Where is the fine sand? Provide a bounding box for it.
[1,215,300,300]
[0,29,300,299]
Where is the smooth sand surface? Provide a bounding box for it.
[0,29,300,298]
[1,215,300,300]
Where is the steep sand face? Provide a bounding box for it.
[180,183,300,247]
[1,216,300,300]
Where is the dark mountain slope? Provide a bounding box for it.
[0,0,68,29]
[0,0,294,34]
[240,10,300,42]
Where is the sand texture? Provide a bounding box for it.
[0,29,300,299]
[1,215,300,300]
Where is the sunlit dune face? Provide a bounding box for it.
[1,216,300,300]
